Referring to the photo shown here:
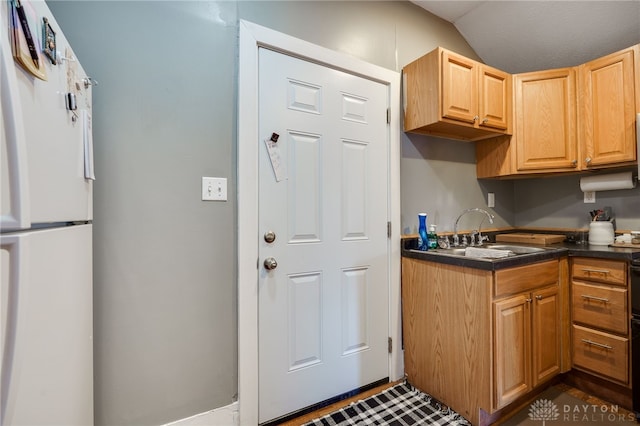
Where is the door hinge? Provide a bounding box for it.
[388,337,392,354]
[387,221,391,238]
[386,108,390,124]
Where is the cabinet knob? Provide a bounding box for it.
[473,115,479,122]
[585,157,592,165]
[571,160,577,167]
[526,298,532,303]
[482,117,489,124]
[535,295,543,300]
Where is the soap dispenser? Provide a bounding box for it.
[427,224,438,250]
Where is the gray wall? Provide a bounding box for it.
[47,0,640,424]
[513,172,640,231]
[401,134,515,234]
[48,2,238,425]
[47,1,483,424]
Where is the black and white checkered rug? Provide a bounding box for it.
[303,382,472,425]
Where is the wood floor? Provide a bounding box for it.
[278,380,401,426]
[278,380,635,426]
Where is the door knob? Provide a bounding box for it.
[264,257,278,270]
[264,231,276,243]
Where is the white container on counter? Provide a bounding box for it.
[589,221,615,246]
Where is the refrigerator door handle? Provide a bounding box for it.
[0,234,27,426]
[82,110,95,180]
[1,30,30,231]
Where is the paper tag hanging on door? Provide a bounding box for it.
[263,133,287,182]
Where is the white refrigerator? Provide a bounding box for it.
[1,1,94,425]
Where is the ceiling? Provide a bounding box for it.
[411,1,640,74]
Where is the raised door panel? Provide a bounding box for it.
[532,285,561,387]
[442,51,478,124]
[479,65,511,131]
[514,68,577,171]
[494,294,531,409]
[581,46,638,168]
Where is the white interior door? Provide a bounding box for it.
[258,47,390,423]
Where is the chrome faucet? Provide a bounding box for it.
[453,208,495,247]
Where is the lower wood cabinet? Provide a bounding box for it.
[570,257,630,386]
[494,284,560,409]
[402,256,567,425]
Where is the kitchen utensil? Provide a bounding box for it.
[588,221,614,246]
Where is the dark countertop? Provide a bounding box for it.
[402,237,640,271]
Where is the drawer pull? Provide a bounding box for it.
[580,294,609,303]
[581,268,611,275]
[581,339,613,350]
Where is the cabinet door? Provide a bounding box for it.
[479,65,511,131]
[581,46,638,168]
[442,51,478,124]
[532,285,561,387]
[514,68,577,171]
[494,294,531,409]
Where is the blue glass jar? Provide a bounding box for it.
[417,213,428,251]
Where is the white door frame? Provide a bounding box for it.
[237,20,402,425]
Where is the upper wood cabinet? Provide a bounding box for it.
[579,45,640,169]
[476,43,640,178]
[514,68,578,172]
[404,47,512,141]
[476,68,578,178]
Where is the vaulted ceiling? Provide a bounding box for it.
[411,1,640,74]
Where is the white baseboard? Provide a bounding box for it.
[163,402,239,426]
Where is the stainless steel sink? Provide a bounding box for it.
[438,248,468,256]
[483,244,549,254]
[410,243,553,261]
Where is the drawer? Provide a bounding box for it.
[572,324,628,385]
[495,260,558,298]
[572,282,628,334]
[571,258,626,286]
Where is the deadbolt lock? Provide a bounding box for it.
[264,231,276,243]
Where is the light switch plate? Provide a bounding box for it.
[202,177,227,201]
